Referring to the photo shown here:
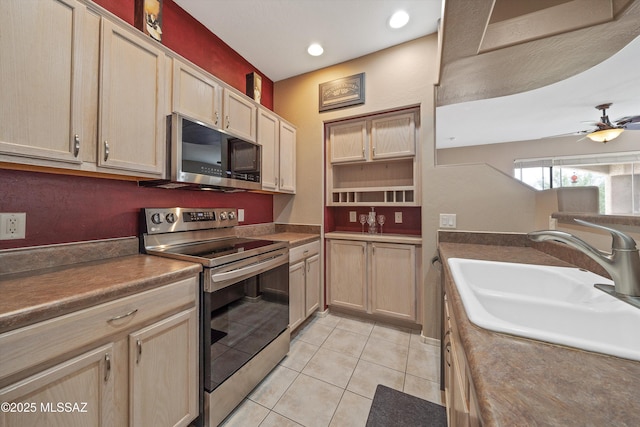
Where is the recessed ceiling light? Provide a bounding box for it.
[307,43,324,56]
[389,10,410,29]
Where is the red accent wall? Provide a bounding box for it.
[93,0,273,109]
[1,0,277,250]
[327,207,421,235]
[0,169,272,250]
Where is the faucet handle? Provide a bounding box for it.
[574,219,637,250]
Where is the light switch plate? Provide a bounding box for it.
[394,212,403,223]
[439,213,457,229]
[237,209,245,222]
[349,211,357,222]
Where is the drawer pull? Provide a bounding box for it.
[136,339,142,364]
[303,250,309,255]
[108,308,138,322]
[104,353,111,382]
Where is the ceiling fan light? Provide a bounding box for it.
[587,128,624,143]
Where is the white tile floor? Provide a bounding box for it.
[220,312,444,427]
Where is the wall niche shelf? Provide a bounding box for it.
[325,108,420,207]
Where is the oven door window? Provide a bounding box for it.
[205,262,288,392]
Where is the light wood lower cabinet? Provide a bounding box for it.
[0,276,199,427]
[0,344,115,427]
[289,240,321,330]
[328,239,418,322]
[444,294,481,427]
[289,240,321,331]
[129,308,198,427]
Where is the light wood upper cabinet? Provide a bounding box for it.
[129,307,199,427]
[258,108,297,194]
[326,108,420,206]
[223,89,257,142]
[0,0,84,165]
[329,121,367,163]
[0,344,115,427]
[172,60,222,128]
[371,243,416,321]
[328,240,367,312]
[258,108,279,191]
[278,120,297,193]
[370,112,416,159]
[99,19,165,175]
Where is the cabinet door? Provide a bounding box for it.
[279,121,296,193]
[99,20,165,176]
[223,89,257,142]
[305,254,321,317]
[0,0,83,165]
[328,240,367,312]
[129,308,198,427]
[370,112,415,159]
[172,60,222,127]
[258,108,279,191]
[0,344,115,427]
[329,121,367,163]
[371,243,416,321]
[289,261,306,330]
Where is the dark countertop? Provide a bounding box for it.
[0,254,201,334]
[439,242,640,426]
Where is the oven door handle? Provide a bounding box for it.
[211,253,287,284]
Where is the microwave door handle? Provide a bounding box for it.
[211,253,286,283]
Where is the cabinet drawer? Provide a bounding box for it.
[0,276,197,383]
[289,240,320,264]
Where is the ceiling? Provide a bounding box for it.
[174,0,443,82]
[174,0,640,149]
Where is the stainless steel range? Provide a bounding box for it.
[141,207,290,427]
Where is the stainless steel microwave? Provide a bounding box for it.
[143,113,261,191]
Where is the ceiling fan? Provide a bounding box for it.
[582,103,640,143]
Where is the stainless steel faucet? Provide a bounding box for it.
[528,219,640,298]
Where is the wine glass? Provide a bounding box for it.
[359,214,367,233]
[377,214,386,234]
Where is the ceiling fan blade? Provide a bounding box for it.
[616,115,640,126]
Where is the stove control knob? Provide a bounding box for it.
[219,212,228,220]
[228,211,236,220]
[151,213,163,224]
[165,213,176,224]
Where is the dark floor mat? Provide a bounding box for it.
[366,384,447,427]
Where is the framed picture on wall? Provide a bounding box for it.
[319,73,365,112]
[135,0,163,42]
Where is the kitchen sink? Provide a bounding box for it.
[447,258,640,361]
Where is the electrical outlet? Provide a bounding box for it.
[0,213,26,240]
[439,213,457,229]
[394,212,403,223]
[349,211,357,222]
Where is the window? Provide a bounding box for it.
[514,152,640,215]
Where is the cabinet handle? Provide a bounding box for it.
[445,342,451,367]
[280,178,284,187]
[136,339,142,364]
[303,250,309,255]
[73,134,80,157]
[104,353,111,382]
[225,115,230,129]
[104,141,110,162]
[215,111,219,126]
[107,308,138,323]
